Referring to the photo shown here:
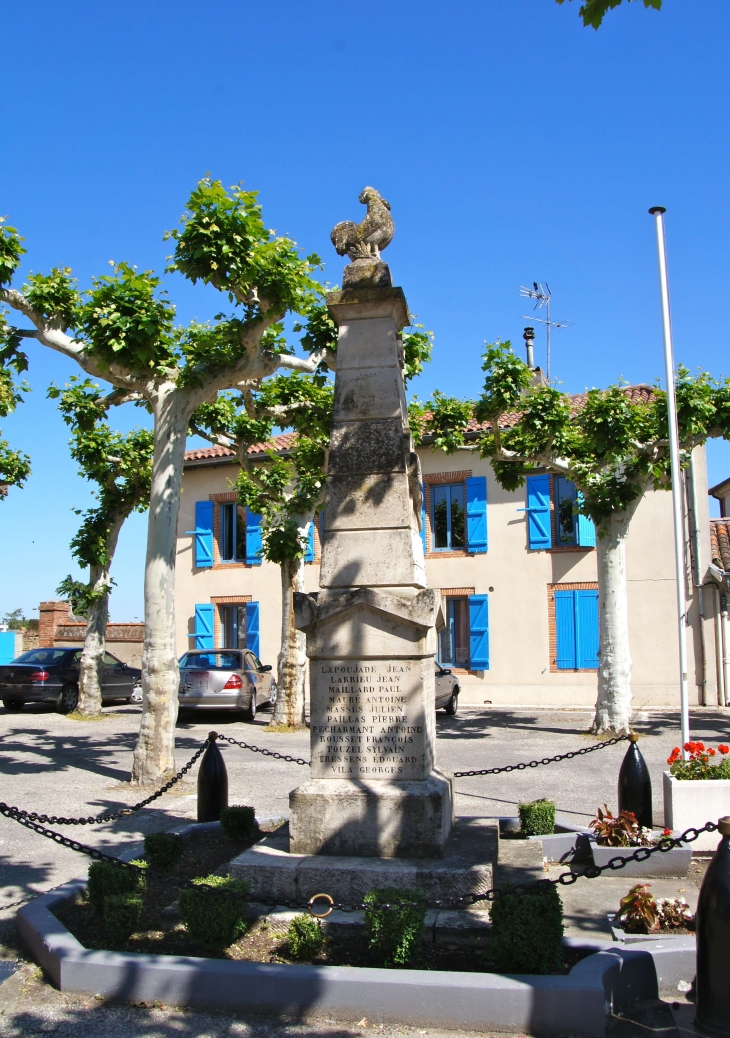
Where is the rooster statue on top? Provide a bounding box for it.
[330,187,395,288]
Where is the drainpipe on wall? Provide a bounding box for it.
[686,459,708,705]
[722,592,730,710]
[714,584,726,707]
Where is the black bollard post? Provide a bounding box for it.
[695,816,730,1037]
[618,731,653,829]
[197,731,228,823]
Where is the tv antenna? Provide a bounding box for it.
[519,282,568,383]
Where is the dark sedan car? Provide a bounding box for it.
[0,647,141,713]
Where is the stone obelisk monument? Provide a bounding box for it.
[291,188,454,858]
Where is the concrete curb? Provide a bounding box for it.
[16,822,698,1036]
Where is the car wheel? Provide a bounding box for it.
[241,692,257,722]
[268,682,277,707]
[57,684,79,714]
[2,698,24,712]
[130,684,143,705]
[444,687,459,716]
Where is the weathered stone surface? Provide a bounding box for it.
[324,473,411,530]
[332,367,403,422]
[319,528,424,588]
[335,315,401,370]
[231,816,496,896]
[300,598,440,660]
[342,258,392,288]
[309,657,434,780]
[326,287,410,330]
[328,420,407,476]
[289,770,453,857]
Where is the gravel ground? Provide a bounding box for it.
[1,701,728,1035]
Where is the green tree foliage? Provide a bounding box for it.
[556,0,661,30]
[0,254,31,497]
[50,378,154,614]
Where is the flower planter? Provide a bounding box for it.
[663,772,730,852]
[606,913,695,946]
[588,836,691,878]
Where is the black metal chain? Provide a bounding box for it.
[216,733,310,767]
[0,733,627,828]
[0,799,718,915]
[0,740,210,827]
[453,734,627,777]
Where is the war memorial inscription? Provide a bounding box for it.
[310,659,429,780]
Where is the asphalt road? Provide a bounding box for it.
[1,701,728,1036]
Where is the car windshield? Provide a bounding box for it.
[13,649,70,665]
[179,652,241,671]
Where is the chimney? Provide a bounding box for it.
[523,326,535,370]
[39,601,70,647]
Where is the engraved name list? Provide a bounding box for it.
[310,660,428,780]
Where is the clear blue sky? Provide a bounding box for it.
[2,0,729,622]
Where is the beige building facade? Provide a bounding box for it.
[176,439,722,711]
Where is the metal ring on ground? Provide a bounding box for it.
[308,893,334,918]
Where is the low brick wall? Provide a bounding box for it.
[53,623,144,666]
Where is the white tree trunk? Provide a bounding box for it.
[131,387,193,783]
[77,517,124,716]
[592,508,637,734]
[273,553,307,727]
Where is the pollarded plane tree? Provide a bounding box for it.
[51,378,154,716]
[191,313,434,728]
[0,179,334,782]
[414,342,730,734]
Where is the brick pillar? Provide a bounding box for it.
[39,601,70,647]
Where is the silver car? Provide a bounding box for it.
[435,661,460,715]
[177,649,277,722]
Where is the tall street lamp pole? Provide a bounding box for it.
[649,206,690,758]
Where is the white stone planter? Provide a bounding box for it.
[663,772,730,852]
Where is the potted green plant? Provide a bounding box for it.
[587,805,691,878]
[663,742,730,851]
[607,883,694,944]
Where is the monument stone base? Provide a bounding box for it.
[230,816,497,906]
[289,767,454,858]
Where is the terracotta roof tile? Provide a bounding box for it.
[185,385,659,462]
[184,431,297,464]
[710,518,730,573]
[425,383,658,435]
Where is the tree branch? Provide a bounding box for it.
[0,287,143,391]
[188,422,234,449]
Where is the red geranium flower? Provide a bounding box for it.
[719,745,729,754]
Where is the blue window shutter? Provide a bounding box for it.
[575,496,596,548]
[420,483,428,554]
[554,591,576,669]
[525,475,552,550]
[194,604,215,650]
[245,509,263,566]
[245,602,260,659]
[194,501,214,568]
[304,522,315,563]
[469,594,490,670]
[576,590,600,669]
[466,476,488,553]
